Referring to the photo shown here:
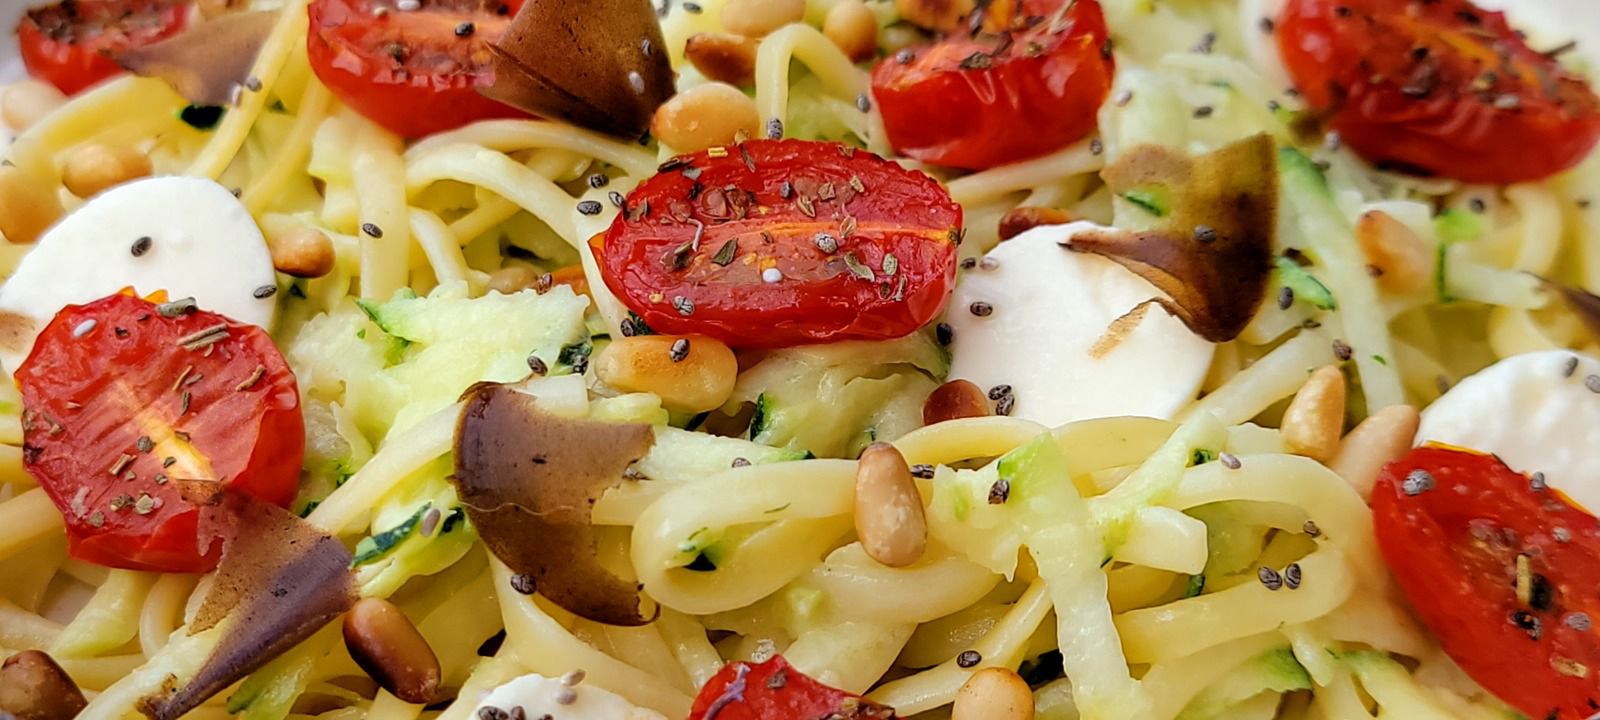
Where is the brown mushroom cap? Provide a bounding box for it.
[1068,133,1278,343]
[117,12,277,107]
[481,0,677,139]
[137,487,356,720]
[453,383,658,626]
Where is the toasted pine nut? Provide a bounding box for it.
[343,598,442,705]
[595,335,738,413]
[270,226,336,278]
[721,0,805,37]
[0,650,87,720]
[1281,365,1346,462]
[684,33,760,87]
[825,0,880,62]
[0,80,67,132]
[953,667,1034,720]
[487,265,541,294]
[998,206,1079,241]
[1356,210,1429,294]
[650,83,761,154]
[854,442,927,568]
[61,144,153,198]
[895,0,977,32]
[1331,404,1419,501]
[0,166,63,244]
[923,379,990,425]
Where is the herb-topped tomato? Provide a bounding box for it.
[1277,0,1600,183]
[592,139,962,348]
[16,293,304,574]
[307,0,528,138]
[870,0,1114,170]
[1373,446,1600,718]
[688,656,896,719]
[17,0,190,96]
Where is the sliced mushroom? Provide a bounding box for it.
[481,0,676,139]
[117,12,277,107]
[453,383,658,626]
[1067,134,1277,342]
[136,487,356,720]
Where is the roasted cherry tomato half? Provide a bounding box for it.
[307,0,528,138]
[17,0,190,96]
[689,656,896,720]
[1373,446,1600,718]
[17,293,305,574]
[592,140,962,348]
[1277,0,1600,184]
[870,0,1114,170]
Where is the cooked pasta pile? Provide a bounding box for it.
[1,0,1597,718]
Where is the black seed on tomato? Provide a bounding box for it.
[969,301,993,317]
[672,295,695,316]
[1402,469,1437,496]
[895,48,914,65]
[1564,611,1592,631]
[814,232,838,254]
[455,21,475,37]
[669,338,690,362]
[589,174,610,188]
[1511,609,1543,639]
[577,200,603,216]
[765,118,783,140]
[130,236,153,257]
[609,191,626,208]
[936,322,953,347]
[1531,471,1548,491]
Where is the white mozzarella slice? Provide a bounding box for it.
[0,176,278,374]
[945,222,1215,429]
[475,673,667,720]
[1417,350,1600,513]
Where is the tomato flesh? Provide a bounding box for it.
[17,0,190,96]
[307,0,528,138]
[592,139,962,348]
[1373,446,1600,718]
[870,0,1114,170]
[17,293,304,574]
[688,656,896,720]
[1277,0,1600,183]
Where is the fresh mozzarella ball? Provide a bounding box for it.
[0,176,278,374]
[475,672,667,720]
[945,222,1215,429]
[1417,351,1600,513]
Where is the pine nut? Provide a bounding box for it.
[720,0,805,38]
[343,598,442,705]
[0,650,87,720]
[0,80,67,132]
[269,226,336,278]
[896,0,977,32]
[923,379,990,425]
[1331,404,1419,501]
[595,335,738,413]
[952,667,1034,720]
[854,442,927,568]
[650,83,761,154]
[1281,365,1346,462]
[1355,210,1429,294]
[61,143,153,198]
[0,166,63,244]
[487,265,541,294]
[825,0,879,62]
[684,33,760,87]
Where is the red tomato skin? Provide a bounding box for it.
[870,0,1114,170]
[1373,446,1600,718]
[17,294,304,574]
[16,0,190,96]
[1277,0,1600,184]
[593,140,961,348]
[688,656,896,720]
[306,0,528,138]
